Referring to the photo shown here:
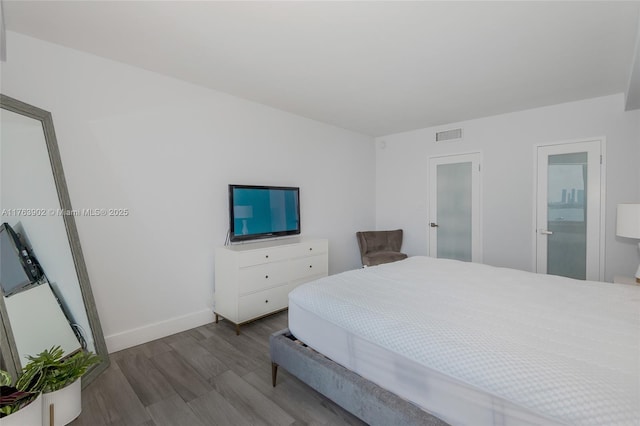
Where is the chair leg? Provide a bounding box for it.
[271,362,278,387]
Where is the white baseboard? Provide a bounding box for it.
[104,309,214,353]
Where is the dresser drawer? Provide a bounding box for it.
[289,254,329,281]
[238,262,289,295]
[287,239,328,258]
[238,285,290,322]
[237,246,289,267]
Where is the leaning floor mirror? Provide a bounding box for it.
[0,94,109,384]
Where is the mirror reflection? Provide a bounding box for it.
[0,95,108,383]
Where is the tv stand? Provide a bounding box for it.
[214,238,328,334]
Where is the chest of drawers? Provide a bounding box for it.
[214,238,328,334]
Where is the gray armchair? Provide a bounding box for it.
[356,229,408,267]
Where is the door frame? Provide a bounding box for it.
[532,138,606,281]
[427,151,483,262]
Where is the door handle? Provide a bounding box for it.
[539,229,553,235]
[430,222,439,228]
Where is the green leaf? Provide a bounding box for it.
[16,346,101,392]
[0,371,11,387]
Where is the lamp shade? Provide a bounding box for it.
[234,205,253,219]
[616,204,640,239]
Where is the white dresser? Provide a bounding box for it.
[214,237,328,334]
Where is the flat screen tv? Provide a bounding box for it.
[229,184,300,242]
[0,223,41,296]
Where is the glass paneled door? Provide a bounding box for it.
[536,141,602,281]
[428,153,481,262]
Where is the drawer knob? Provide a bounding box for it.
[265,300,269,303]
[265,275,269,279]
[265,255,269,259]
[309,265,313,268]
[309,247,313,251]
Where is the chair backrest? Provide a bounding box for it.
[356,229,403,256]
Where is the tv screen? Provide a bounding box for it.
[0,223,37,296]
[229,185,300,242]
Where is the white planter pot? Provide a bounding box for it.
[41,379,82,426]
[1,393,43,426]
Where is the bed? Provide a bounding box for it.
[270,256,640,426]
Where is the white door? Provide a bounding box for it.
[428,153,481,262]
[535,140,602,281]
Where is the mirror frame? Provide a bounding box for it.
[0,94,109,385]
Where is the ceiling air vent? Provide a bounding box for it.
[435,128,463,142]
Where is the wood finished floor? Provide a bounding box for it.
[70,311,366,426]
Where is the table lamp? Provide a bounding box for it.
[234,205,253,235]
[616,203,640,283]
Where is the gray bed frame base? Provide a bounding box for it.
[269,328,450,426]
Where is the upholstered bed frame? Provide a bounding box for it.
[269,328,449,426]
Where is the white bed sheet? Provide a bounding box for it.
[288,256,640,426]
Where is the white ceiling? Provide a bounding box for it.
[4,1,640,136]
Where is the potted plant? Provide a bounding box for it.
[18,346,100,426]
[0,369,43,426]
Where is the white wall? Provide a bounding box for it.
[376,95,640,281]
[1,32,375,352]
[637,118,640,200]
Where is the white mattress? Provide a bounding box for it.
[288,256,640,426]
